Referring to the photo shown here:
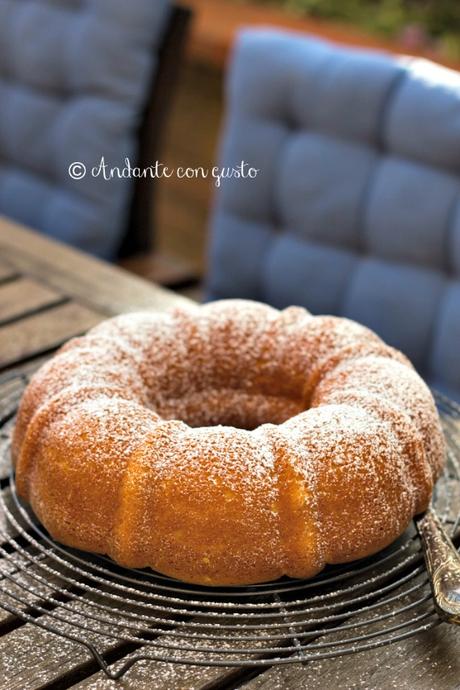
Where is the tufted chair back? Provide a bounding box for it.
[207,29,460,400]
[0,0,170,259]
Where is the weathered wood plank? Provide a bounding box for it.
[0,356,49,384]
[242,623,460,690]
[0,552,69,629]
[0,482,444,690]
[70,520,459,690]
[72,648,234,690]
[0,588,201,690]
[0,357,49,425]
[0,379,24,424]
[0,217,191,315]
[0,260,17,283]
[241,556,460,690]
[0,219,457,690]
[0,418,14,480]
[0,600,119,690]
[0,278,63,324]
[0,302,102,369]
[1,565,453,690]
[0,609,258,690]
[0,487,29,543]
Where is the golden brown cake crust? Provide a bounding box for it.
[13,300,446,586]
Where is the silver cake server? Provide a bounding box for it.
[416,507,460,624]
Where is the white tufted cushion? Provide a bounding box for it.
[0,0,170,258]
[207,29,460,400]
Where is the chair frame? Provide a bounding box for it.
[117,4,192,259]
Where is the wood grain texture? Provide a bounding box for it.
[0,260,17,283]
[0,278,63,324]
[58,549,432,690]
[0,488,23,542]
[0,223,458,690]
[0,602,117,690]
[0,555,31,628]
[0,225,207,690]
[0,217,191,315]
[239,559,460,690]
[0,356,54,387]
[0,302,102,369]
[0,418,14,481]
[0,593,227,690]
[0,378,25,423]
[241,623,460,690]
[0,552,71,630]
[72,650,231,690]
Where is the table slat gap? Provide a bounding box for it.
[0,302,103,370]
[0,278,66,326]
[0,219,192,316]
[0,260,19,285]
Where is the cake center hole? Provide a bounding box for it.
[155,390,304,430]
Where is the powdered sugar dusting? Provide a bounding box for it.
[13,299,446,585]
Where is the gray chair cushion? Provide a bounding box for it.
[207,29,460,400]
[0,0,170,258]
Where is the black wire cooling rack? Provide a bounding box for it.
[0,387,459,680]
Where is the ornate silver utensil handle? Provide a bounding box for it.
[417,507,460,624]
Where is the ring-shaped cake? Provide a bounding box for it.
[13,300,445,585]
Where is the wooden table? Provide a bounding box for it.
[0,218,459,690]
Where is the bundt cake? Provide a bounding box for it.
[12,299,445,586]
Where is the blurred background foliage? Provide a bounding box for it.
[238,0,460,60]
